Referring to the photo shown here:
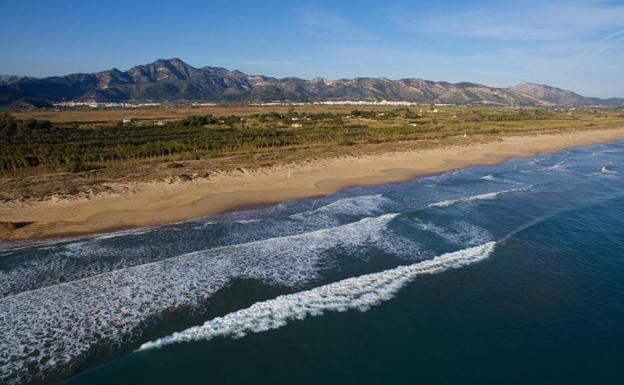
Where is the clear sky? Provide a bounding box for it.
[1,0,623,97]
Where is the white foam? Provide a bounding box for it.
[0,194,397,299]
[0,239,155,298]
[0,213,411,385]
[413,220,492,246]
[428,187,529,208]
[293,194,390,219]
[480,174,525,186]
[93,228,154,240]
[546,161,567,171]
[601,165,618,175]
[233,219,262,224]
[195,195,389,227]
[139,242,496,351]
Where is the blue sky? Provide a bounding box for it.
[1,0,623,97]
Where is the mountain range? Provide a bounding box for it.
[1,58,622,107]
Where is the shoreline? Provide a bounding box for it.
[2,127,624,242]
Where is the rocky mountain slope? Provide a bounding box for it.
[1,58,622,107]
[510,83,624,107]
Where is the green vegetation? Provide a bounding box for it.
[1,107,622,175]
[0,112,54,137]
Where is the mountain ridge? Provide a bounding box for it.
[1,58,622,107]
[509,83,624,107]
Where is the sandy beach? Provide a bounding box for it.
[2,127,624,241]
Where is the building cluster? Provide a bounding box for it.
[53,101,162,108]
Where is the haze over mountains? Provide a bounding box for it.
[1,58,622,107]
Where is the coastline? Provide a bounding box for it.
[2,127,624,242]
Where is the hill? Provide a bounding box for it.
[1,58,622,107]
[509,83,624,107]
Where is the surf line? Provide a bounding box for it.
[428,187,530,208]
[138,242,496,351]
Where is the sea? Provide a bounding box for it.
[1,140,623,385]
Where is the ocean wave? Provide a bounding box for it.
[293,194,391,218]
[593,149,623,156]
[232,219,262,224]
[412,220,492,246]
[545,161,568,171]
[480,174,526,185]
[0,239,155,298]
[92,228,156,240]
[601,164,618,175]
[0,194,397,299]
[0,213,417,385]
[428,187,529,208]
[138,242,496,351]
[192,194,391,227]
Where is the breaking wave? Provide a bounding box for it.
[428,187,529,208]
[411,220,492,246]
[545,161,568,171]
[292,194,391,219]
[5,140,622,385]
[480,174,526,185]
[138,242,496,351]
[0,194,395,298]
[0,213,420,385]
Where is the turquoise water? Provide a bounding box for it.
[1,141,624,385]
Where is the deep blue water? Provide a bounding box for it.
[1,141,624,385]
